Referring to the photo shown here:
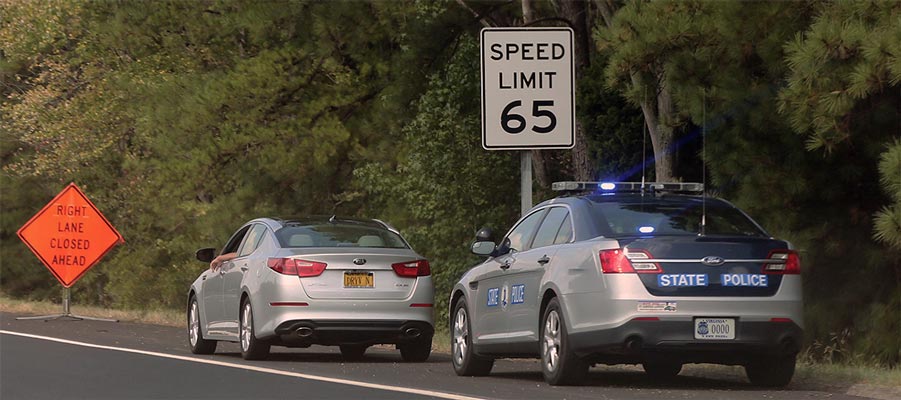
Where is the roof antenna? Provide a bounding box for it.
[641,91,648,197]
[700,90,707,237]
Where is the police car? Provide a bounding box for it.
[449,182,802,386]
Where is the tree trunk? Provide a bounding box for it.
[594,0,676,182]
[557,0,594,181]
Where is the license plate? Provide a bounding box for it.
[343,272,374,288]
[694,318,735,340]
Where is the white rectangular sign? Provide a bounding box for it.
[481,27,575,150]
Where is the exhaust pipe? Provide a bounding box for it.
[296,327,313,338]
[404,327,421,338]
[625,337,642,352]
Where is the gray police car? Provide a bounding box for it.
[449,182,802,386]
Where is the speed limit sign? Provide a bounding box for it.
[481,28,575,150]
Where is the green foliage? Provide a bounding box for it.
[874,139,901,249]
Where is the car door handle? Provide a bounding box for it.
[538,255,551,265]
[240,265,248,272]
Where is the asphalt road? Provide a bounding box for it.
[0,312,874,400]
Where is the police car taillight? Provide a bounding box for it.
[599,249,662,274]
[762,250,800,275]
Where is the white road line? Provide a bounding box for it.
[1,330,483,400]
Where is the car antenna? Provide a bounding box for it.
[641,91,648,198]
[700,90,708,237]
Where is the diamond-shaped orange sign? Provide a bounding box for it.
[17,183,124,287]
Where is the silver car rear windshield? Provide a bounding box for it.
[275,224,409,249]
[590,199,767,237]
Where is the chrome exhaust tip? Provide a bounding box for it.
[296,327,314,337]
[404,327,421,338]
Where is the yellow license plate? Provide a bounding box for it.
[344,272,374,288]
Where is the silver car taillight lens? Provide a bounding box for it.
[391,259,430,277]
[268,258,327,277]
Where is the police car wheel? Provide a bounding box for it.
[642,362,682,379]
[541,297,588,385]
[187,296,217,354]
[239,299,270,360]
[451,299,494,376]
[745,354,796,387]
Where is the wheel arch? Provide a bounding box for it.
[449,288,467,328]
[539,288,558,323]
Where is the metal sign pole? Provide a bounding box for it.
[16,287,118,322]
[521,151,532,216]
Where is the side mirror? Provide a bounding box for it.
[471,241,497,256]
[195,248,216,263]
[475,227,495,243]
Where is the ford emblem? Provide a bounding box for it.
[701,256,725,266]
[353,258,366,265]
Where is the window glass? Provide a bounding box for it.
[222,225,251,255]
[531,208,569,249]
[275,224,408,249]
[554,213,573,244]
[238,224,267,257]
[591,199,766,237]
[504,209,547,252]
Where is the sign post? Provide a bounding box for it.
[16,183,124,321]
[480,28,575,215]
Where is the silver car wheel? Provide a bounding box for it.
[241,301,253,352]
[189,301,200,346]
[452,307,469,366]
[543,309,561,373]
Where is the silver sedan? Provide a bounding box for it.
[187,217,434,361]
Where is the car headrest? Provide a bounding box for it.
[357,235,385,247]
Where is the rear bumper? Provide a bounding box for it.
[569,319,802,365]
[273,319,434,346]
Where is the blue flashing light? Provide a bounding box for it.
[638,226,655,234]
[600,182,616,191]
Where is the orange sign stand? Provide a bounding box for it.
[16,183,124,321]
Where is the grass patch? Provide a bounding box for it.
[0,295,184,327]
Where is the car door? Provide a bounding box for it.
[473,209,547,344]
[505,207,572,342]
[203,225,251,336]
[221,223,268,337]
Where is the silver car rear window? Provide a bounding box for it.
[590,199,766,237]
[275,224,409,248]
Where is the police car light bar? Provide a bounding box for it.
[551,181,704,193]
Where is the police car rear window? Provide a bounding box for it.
[590,200,766,237]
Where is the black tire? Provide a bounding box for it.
[451,299,494,376]
[239,298,270,360]
[399,337,432,362]
[745,354,796,387]
[541,297,588,385]
[642,362,682,379]
[339,344,368,360]
[187,296,217,354]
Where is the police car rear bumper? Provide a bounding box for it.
[568,319,803,365]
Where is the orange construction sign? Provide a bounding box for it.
[17,183,124,287]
